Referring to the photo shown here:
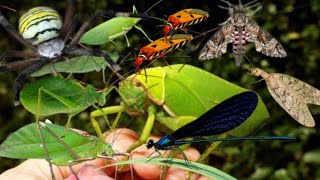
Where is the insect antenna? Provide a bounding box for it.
[244,54,255,67]
[220,0,233,6]
[217,5,229,10]
[238,0,243,8]
[247,5,262,17]
[144,0,164,14]
[0,5,17,12]
[243,0,260,8]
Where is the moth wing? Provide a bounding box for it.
[198,21,234,60]
[245,21,287,58]
[273,73,320,105]
[266,74,315,127]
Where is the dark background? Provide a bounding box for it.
[0,0,319,179]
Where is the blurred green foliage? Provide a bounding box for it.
[0,0,319,179]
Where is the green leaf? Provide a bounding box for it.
[106,157,236,180]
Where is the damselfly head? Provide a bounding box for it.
[146,139,154,149]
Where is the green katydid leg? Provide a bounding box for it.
[127,106,156,152]
[90,105,125,142]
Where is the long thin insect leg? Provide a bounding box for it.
[67,158,95,180]
[96,155,119,180]
[114,152,134,180]
[37,123,56,180]
[0,12,36,51]
[14,58,47,105]
[39,121,82,159]
[167,146,189,165]
[36,91,56,180]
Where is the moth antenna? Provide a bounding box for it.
[220,0,232,6]
[245,2,261,11]
[239,0,243,8]
[218,5,229,10]
[243,0,259,8]
[247,5,262,17]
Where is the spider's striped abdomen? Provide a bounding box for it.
[19,7,62,46]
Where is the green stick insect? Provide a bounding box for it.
[19,64,269,154]
[0,121,132,180]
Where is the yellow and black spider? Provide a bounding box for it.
[0,0,146,105]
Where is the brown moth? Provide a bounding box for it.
[249,67,319,127]
[199,0,287,67]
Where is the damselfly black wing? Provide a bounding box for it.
[170,91,258,140]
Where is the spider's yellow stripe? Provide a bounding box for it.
[19,7,57,23]
[19,11,61,34]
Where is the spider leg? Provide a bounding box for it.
[0,12,37,51]
[14,58,47,105]
[60,0,76,39]
[63,47,123,76]
[0,58,38,72]
[0,51,38,62]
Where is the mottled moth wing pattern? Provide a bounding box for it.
[245,20,287,57]
[198,21,234,60]
[199,0,287,67]
[250,68,319,127]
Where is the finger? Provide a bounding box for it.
[0,159,64,179]
[165,148,201,180]
[64,164,113,180]
[130,136,166,179]
[102,128,140,176]
[60,128,139,177]
[131,136,202,179]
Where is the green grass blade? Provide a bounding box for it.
[105,157,236,180]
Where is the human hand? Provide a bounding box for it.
[0,128,211,180]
